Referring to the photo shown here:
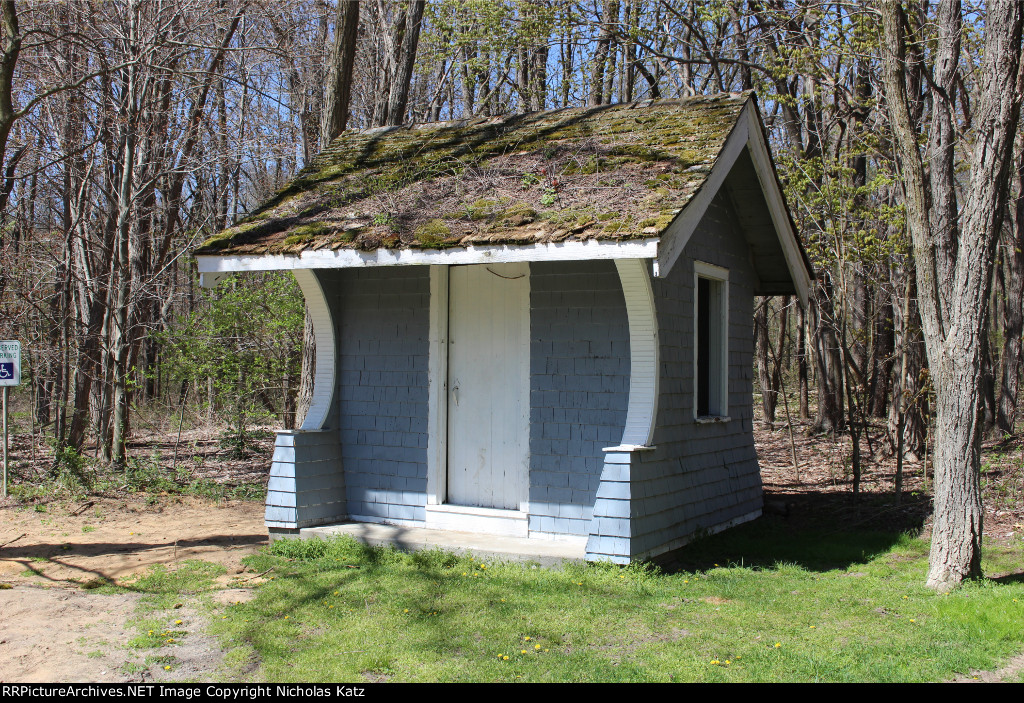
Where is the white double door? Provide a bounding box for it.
[445,263,529,511]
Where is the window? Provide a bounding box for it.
[694,261,729,420]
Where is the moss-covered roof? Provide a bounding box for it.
[196,92,751,257]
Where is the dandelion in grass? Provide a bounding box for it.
[534,644,541,650]
[174,620,182,625]
[521,649,527,654]
[164,666,171,670]
[774,642,781,648]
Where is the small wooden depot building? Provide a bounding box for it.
[195,92,812,563]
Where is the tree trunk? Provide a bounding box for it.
[880,0,1024,590]
[384,1,425,126]
[295,304,315,428]
[797,300,809,420]
[321,0,359,143]
[811,278,844,433]
[996,151,1024,434]
[870,294,895,418]
[589,0,615,105]
[755,299,776,427]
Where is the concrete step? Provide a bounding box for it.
[297,522,587,567]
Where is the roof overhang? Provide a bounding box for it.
[197,96,812,306]
[655,99,812,308]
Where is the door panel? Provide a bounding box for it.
[447,263,529,510]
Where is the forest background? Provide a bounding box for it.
[0,0,1021,592]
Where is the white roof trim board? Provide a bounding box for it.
[198,237,660,281]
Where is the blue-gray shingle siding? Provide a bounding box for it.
[628,191,762,558]
[318,267,431,523]
[529,261,630,536]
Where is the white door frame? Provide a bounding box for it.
[425,264,531,536]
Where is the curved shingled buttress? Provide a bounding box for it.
[293,269,336,431]
[265,269,345,531]
[585,259,660,563]
[614,258,660,447]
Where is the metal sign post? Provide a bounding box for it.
[0,341,21,498]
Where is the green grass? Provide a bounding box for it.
[209,525,1024,682]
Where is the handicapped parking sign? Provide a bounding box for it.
[0,341,20,386]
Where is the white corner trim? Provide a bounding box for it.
[292,270,336,431]
[196,237,659,274]
[426,265,449,507]
[657,102,812,309]
[615,259,660,447]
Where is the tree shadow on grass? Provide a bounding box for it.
[652,490,932,574]
[989,571,1024,585]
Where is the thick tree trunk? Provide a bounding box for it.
[880,0,1023,590]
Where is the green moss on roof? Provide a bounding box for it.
[196,92,751,257]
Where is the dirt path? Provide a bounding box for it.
[0,495,266,682]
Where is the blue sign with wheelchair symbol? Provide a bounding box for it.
[0,340,20,386]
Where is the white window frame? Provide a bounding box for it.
[693,260,730,422]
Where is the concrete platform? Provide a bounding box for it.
[295,522,588,567]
